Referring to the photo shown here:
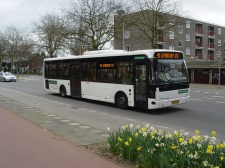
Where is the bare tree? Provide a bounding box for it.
[121,0,186,49]
[4,26,24,72]
[33,13,69,58]
[64,0,124,52]
[0,32,8,70]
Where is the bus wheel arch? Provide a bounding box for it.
[60,85,67,98]
[115,91,128,109]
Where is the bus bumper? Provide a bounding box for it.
[148,96,190,109]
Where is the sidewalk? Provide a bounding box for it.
[0,106,124,168]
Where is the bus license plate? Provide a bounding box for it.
[172,100,179,105]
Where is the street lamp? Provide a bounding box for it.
[218,56,221,89]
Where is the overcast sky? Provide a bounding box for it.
[1,0,225,32]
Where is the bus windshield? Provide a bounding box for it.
[156,59,188,84]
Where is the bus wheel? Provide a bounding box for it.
[60,86,67,98]
[116,93,128,109]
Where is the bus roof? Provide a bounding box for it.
[44,49,183,61]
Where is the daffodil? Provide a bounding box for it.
[219,143,225,148]
[211,131,216,137]
[174,130,179,138]
[129,137,132,143]
[142,127,146,132]
[125,141,129,146]
[179,137,184,143]
[137,147,142,151]
[118,137,123,142]
[220,156,224,161]
[188,137,193,144]
[135,132,138,137]
[195,130,200,135]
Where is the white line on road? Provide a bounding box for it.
[190,99,202,101]
[201,97,216,99]
[216,101,225,104]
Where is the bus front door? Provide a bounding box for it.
[134,64,147,108]
[70,63,81,97]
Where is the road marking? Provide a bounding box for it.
[78,126,90,129]
[69,123,80,126]
[60,120,71,122]
[216,101,225,104]
[190,99,202,101]
[201,97,215,99]
[212,96,225,98]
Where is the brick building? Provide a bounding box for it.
[114,10,225,85]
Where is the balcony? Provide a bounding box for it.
[208,31,215,38]
[195,42,203,49]
[196,29,204,37]
[208,44,215,51]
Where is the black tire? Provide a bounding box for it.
[60,86,67,98]
[116,93,128,109]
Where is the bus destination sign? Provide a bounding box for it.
[156,52,182,59]
[99,63,115,68]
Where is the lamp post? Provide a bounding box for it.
[218,56,221,89]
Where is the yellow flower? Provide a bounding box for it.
[188,138,193,144]
[197,135,202,142]
[211,131,216,137]
[135,132,138,137]
[137,147,142,151]
[171,144,177,149]
[118,137,123,142]
[179,137,184,143]
[195,130,200,135]
[219,143,225,149]
[129,138,132,142]
[125,141,129,146]
[174,131,179,138]
[142,127,146,132]
[150,131,155,137]
[214,166,220,168]
[220,156,224,161]
[216,145,220,149]
[125,124,129,129]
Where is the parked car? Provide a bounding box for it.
[0,72,17,82]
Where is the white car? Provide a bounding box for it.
[0,72,17,82]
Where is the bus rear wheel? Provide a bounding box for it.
[116,93,128,109]
[60,86,67,98]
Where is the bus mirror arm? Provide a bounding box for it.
[153,58,158,72]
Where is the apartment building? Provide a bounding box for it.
[114,10,225,85]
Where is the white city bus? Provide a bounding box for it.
[44,49,190,109]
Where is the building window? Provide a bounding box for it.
[217,51,221,55]
[186,20,190,28]
[218,39,221,46]
[186,47,190,55]
[124,45,130,51]
[224,35,225,41]
[218,28,221,34]
[178,25,183,34]
[186,34,190,41]
[178,40,183,47]
[169,31,174,39]
[169,45,174,50]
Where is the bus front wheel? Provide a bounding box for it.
[60,86,67,98]
[116,93,128,109]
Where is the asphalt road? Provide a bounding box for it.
[0,77,225,141]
